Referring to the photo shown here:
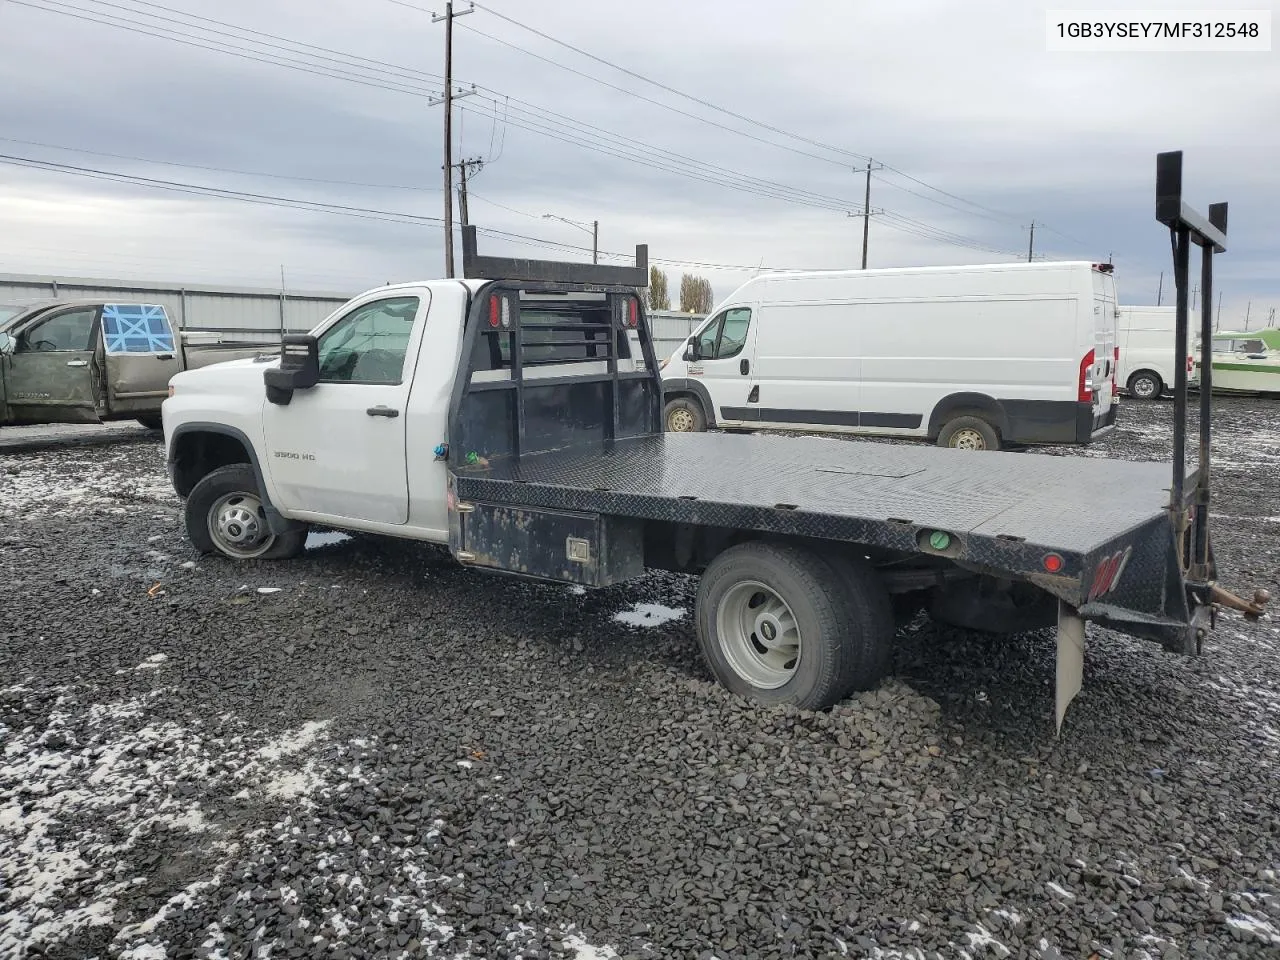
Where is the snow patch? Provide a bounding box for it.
[256,587,283,595]
[306,530,352,550]
[613,602,686,628]
[1046,881,1075,900]
[135,654,168,671]
[1227,912,1280,944]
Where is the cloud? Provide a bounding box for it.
[0,0,1275,324]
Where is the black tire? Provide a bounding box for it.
[184,464,306,561]
[1127,370,1163,400]
[695,541,893,710]
[136,414,163,430]
[937,415,1000,451]
[663,396,706,433]
[820,552,897,688]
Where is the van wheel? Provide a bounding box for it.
[664,397,706,433]
[185,465,306,561]
[1127,370,1163,400]
[938,416,1000,451]
[695,542,893,710]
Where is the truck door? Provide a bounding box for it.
[1091,268,1118,427]
[2,305,103,424]
[687,305,757,425]
[100,304,183,415]
[260,292,428,525]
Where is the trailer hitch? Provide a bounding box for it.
[1210,583,1271,621]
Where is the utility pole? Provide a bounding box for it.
[454,157,484,229]
[1216,290,1223,332]
[853,159,882,269]
[431,1,473,277]
[1157,271,1163,306]
[1027,220,1035,262]
[1192,284,1198,310]
[1245,301,1251,330]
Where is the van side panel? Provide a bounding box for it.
[859,293,1076,439]
[743,301,861,427]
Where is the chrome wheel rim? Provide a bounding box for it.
[208,491,275,559]
[716,580,801,689]
[667,407,696,432]
[1133,376,1157,398]
[950,428,987,450]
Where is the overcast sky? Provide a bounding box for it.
[0,0,1277,326]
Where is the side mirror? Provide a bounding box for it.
[683,340,698,362]
[0,332,13,356]
[263,334,320,405]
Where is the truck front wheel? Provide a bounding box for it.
[695,542,893,710]
[185,464,306,561]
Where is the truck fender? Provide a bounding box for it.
[168,422,302,536]
[662,378,718,428]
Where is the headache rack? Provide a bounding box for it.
[448,226,665,466]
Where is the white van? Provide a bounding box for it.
[1116,305,1195,399]
[659,261,1119,450]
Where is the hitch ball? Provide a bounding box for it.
[1255,588,1272,607]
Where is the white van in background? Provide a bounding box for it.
[660,260,1119,450]
[1116,305,1196,399]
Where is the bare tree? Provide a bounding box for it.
[647,266,670,311]
[679,273,714,313]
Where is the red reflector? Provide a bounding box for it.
[1187,355,1195,372]
[488,296,500,328]
[628,298,638,328]
[1078,348,1095,403]
[1043,553,1064,574]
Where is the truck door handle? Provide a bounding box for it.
[66,360,89,368]
[740,359,750,375]
[156,353,174,360]
[367,406,400,418]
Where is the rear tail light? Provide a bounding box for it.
[1112,347,1119,397]
[628,297,638,328]
[1078,348,1096,403]
[488,295,500,328]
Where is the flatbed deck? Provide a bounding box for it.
[454,433,1178,562]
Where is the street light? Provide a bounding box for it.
[542,213,598,264]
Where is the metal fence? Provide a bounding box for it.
[648,310,707,359]
[0,272,354,344]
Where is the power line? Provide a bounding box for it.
[0,136,439,191]
[453,20,853,169]
[467,1,869,164]
[12,0,1038,260]
[450,3,1090,251]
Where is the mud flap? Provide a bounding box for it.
[1055,600,1086,734]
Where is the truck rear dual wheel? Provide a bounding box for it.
[185,465,307,561]
[695,542,894,710]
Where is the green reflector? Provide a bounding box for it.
[929,530,951,550]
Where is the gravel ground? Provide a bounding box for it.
[2,398,1279,960]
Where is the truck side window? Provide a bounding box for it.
[316,296,420,385]
[16,307,97,353]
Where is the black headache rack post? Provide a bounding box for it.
[1156,151,1268,623]
[446,226,664,579]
